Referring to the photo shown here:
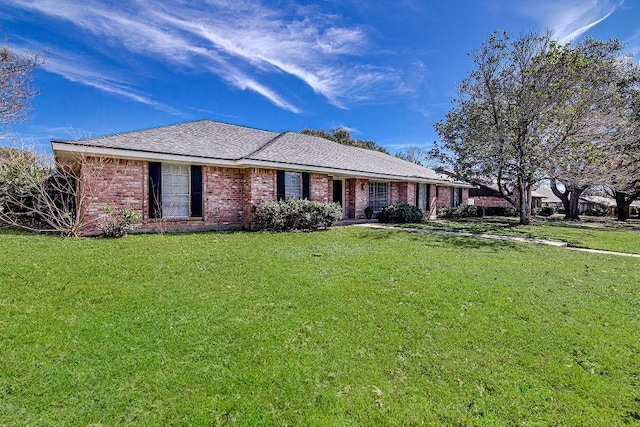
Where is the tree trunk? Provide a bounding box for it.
[519,181,531,225]
[550,179,584,221]
[615,191,631,221]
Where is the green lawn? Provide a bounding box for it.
[1,227,639,425]
[399,216,640,254]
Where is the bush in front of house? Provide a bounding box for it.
[538,206,555,217]
[483,206,518,217]
[254,199,343,231]
[98,206,141,238]
[437,204,484,219]
[377,203,424,223]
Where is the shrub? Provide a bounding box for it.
[538,206,555,217]
[98,206,141,238]
[483,206,518,217]
[583,208,608,217]
[254,199,342,232]
[437,204,484,219]
[364,206,374,219]
[377,203,423,223]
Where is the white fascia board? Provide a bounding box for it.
[51,142,468,186]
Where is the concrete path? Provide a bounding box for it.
[354,223,640,258]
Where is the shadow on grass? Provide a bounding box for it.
[354,228,524,252]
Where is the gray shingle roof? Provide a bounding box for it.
[53,119,465,184]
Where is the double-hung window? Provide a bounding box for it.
[452,187,463,207]
[149,162,202,218]
[277,170,310,200]
[369,181,390,212]
[416,183,430,213]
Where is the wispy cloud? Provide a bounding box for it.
[5,0,405,112]
[516,0,621,43]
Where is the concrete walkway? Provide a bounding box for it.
[354,223,640,258]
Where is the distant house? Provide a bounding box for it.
[468,181,544,213]
[52,120,471,233]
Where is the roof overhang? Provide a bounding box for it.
[51,142,473,187]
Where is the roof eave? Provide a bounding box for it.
[51,142,471,186]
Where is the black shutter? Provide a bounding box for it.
[149,162,162,218]
[276,170,285,201]
[190,165,202,217]
[426,184,431,212]
[302,172,310,200]
[415,183,420,206]
[452,187,455,207]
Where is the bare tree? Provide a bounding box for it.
[0,40,44,137]
[0,147,125,236]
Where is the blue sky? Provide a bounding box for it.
[1,0,638,154]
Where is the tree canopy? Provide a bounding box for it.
[301,127,389,154]
[432,30,633,224]
[0,40,44,137]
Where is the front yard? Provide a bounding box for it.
[1,226,639,425]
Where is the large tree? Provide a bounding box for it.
[301,127,389,154]
[605,66,640,220]
[0,40,44,137]
[546,38,628,220]
[433,31,626,224]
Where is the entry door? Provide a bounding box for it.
[333,179,344,217]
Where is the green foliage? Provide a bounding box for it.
[254,198,342,231]
[97,205,141,238]
[538,206,555,216]
[377,203,424,223]
[301,127,389,154]
[0,227,639,425]
[364,206,373,219]
[583,207,609,217]
[437,204,484,219]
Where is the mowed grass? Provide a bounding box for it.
[1,227,639,425]
[402,216,640,254]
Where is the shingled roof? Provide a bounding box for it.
[52,119,468,185]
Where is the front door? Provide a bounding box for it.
[333,179,344,217]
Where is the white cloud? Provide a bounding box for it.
[5,0,405,112]
[517,0,621,43]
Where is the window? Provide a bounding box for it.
[149,162,202,218]
[369,181,390,212]
[277,170,310,200]
[416,183,430,213]
[162,164,190,217]
[284,171,302,200]
[452,187,463,207]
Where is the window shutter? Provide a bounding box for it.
[415,183,420,206]
[426,184,431,212]
[302,172,310,200]
[190,165,203,217]
[149,162,162,218]
[276,170,285,201]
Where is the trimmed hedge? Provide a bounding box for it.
[437,204,484,219]
[538,206,555,217]
[377,203,424,223]
[254,199,343,231]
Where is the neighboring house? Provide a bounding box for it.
[533,186,563,209]
[51,120,471,233]
[468,182,544,212]
[579,195,640,216]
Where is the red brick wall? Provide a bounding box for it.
[204,166,244,226]
[390,182,401,204]
[310,173,330,202]
[436,186,452,209]
[344,178,369,219]
[407,183,416,206]
[80,157,145,233]
[243,168,276,227]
